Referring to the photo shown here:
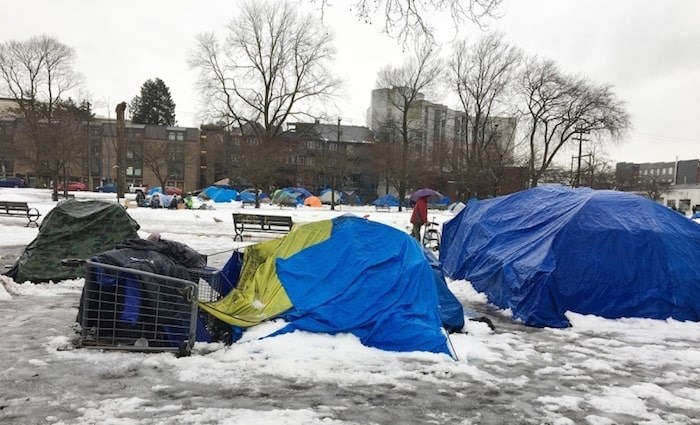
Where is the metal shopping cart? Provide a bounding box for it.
[75,259,203,356]
[422,219,441,251]
[189,265,235,303]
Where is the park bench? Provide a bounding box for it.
[241,199,257,208]
[0,201,41,227]
[232,212,293,241]
[374,204,392,212]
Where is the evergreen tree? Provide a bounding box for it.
[130,78,176,126]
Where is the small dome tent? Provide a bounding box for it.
[5,199,140,283]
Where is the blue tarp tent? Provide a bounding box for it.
[440,186,700,328]
[237,191,256,203]
[318,189,341,205]
[200,215,458,354]
[371,194,400,207]
[271,188,303,205]
[237,190,270,203]
[289,187,312,199]
[201,186,238,202]
[339,190,363,206]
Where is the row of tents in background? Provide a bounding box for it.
[198,185,452,208]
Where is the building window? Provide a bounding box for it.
[169,143,185,180]
[168,131,185,141]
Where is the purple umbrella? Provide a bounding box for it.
[410,188,443,201]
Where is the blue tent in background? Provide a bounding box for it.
[237,190,270,203]
[237,191,257,203]
[201,186,238,203]
[339,190,363,206]
[434,196,451,206]
[440,186,700,328]
[371,194,400,207]
[289,187,312,199]
[271,188,304,205]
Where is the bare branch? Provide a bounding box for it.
[308,0,502,45]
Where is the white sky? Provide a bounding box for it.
[2,187,700,423]
[1,0,698,164]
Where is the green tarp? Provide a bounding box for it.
[6,199,140,283]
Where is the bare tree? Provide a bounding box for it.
[0,35,84,195]
[140,139,170,192]
[448,32,521,196]
[375,40,443,210]
[586,154,616,190]
[642,179,670,201]
[189,0,340,207]
[311,0,503,45]
[517,56,630,187]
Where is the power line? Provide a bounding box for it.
[628,131,698,142]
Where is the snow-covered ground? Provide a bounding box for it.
[1,188,700,424]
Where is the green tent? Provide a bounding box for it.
[5,199,140,283]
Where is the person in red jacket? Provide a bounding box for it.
[410,195,429,242]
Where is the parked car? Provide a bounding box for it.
[150,186,182,196]
[165,186,183,196]
[58,181,88,191]
[95,183,117,193]
[0,177,27,188]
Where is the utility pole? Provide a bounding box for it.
[572,128,589,188]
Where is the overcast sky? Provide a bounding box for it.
[1,0,698,164]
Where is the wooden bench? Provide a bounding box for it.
[374,204,391,212]
[0,201,41,227]
[232,213,293,241]
[241,199,256,208]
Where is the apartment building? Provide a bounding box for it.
[367,87,518,199]
[0,113,200,192]
[616,159,700,213]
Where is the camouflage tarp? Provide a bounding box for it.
[5,199,140,283]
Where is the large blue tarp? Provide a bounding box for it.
[273,215,451,354]
[440,186,700,328]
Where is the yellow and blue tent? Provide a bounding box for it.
[199,215,457,355]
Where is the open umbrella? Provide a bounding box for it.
[410,188,443,201]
